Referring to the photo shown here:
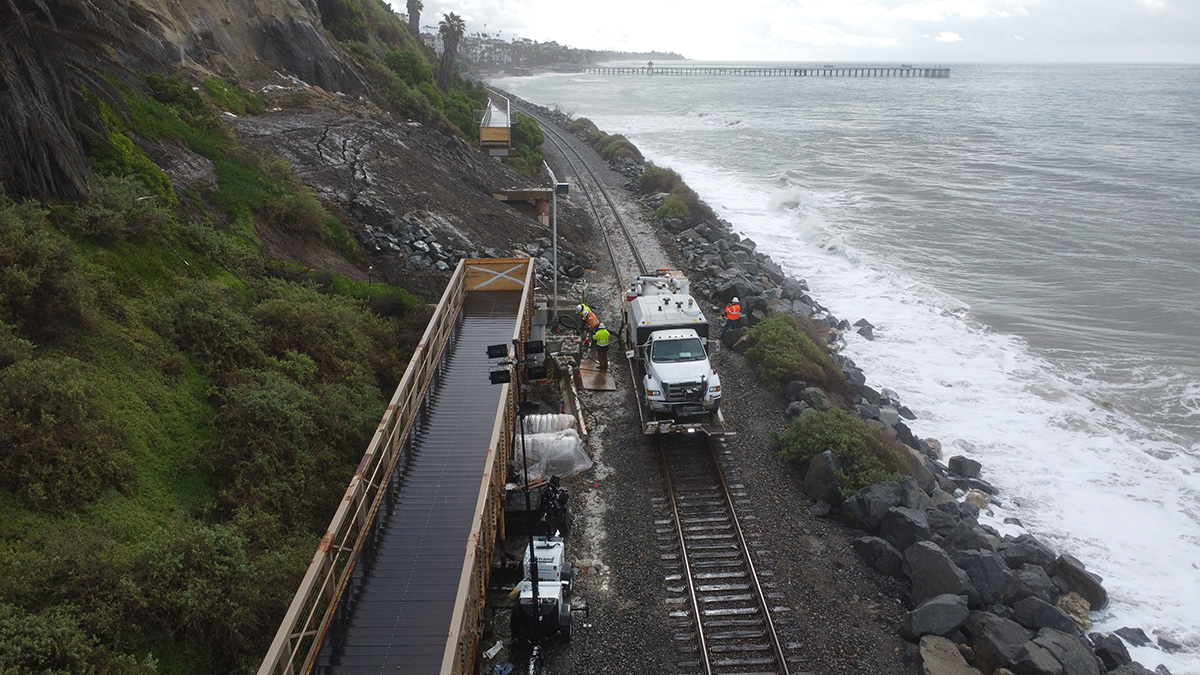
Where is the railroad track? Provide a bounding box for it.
[505,94,794,674]
[658,435,792,675]
[506,99,647,284]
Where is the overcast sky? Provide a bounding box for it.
[387,0,1199,63]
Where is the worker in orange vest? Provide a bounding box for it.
[577,303,600,333]
[721,297,741,338]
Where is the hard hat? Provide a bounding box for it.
[731,297,739,303]
[576,304,584,312]
[597,323,605,330]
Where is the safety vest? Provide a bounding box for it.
[583,311,600,331]
[725,303,741,321]
[594,328,611,347]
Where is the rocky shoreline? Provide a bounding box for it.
[507,97,1177,675]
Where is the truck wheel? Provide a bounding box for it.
[560,561,573,597]
[559,603,572,641]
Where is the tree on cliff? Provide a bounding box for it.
[407,0,422,35]
[0,0,160,201]
[437,12,465,92]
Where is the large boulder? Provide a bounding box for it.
[900,473,936,511]
[844,481,905,531]
[927,508,961,537]
[906,541,975,606]
[803,451,843,504]
[1014,597,1079,635]
[952,550,1008,607]
[1000,535,1058,574]
[1015,641,1065,675]
[941,521,999,555]
[1057,592,1093,633]
[853,536,906,579]
[715,276,761,302]
[800,386,834,411]
[948,455,983,479]
[1032,629,1100,675]
[963,611,1034,674]
[1089,632,1132,671]
[882,506,934,552]
[1007,564,1060,606]
[1114,627,1152,648]
[920,635,983,675]
[1056,554,1108,611]
[903,593,971,641]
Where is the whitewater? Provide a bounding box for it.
[492,63,1200,673]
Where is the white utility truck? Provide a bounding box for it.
[622,270,722,432]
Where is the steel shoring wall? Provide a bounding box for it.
[257,259,532,675]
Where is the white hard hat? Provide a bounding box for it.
[576,304,584,312]
[597,322,605,329]
[731,297,739,303]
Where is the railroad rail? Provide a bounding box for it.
[553,65,950,78]
[659,435,792,675]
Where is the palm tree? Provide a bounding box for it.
[436,12,465,92]
[1,0,161,201]
[406,0,422,36]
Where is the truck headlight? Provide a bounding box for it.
[646,388,661,396]
[708,385,721,393]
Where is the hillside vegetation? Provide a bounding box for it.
[0,1,513,673]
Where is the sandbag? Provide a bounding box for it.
[511,429,591,482]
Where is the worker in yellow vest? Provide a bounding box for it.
[593,323,612,371]
[721,297,742,338]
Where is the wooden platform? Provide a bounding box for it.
[578,358,617,391]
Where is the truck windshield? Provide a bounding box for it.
[651,337,707,363]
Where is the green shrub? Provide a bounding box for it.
[507,113,545,176]
[418,80,443,110]
[0,357,133,512]
[743,314,841,391]
[0,319,34,368]
[128,522,270,671]
[443,90,483,140]
[143,73,211,126]
[211,367,379,536]
[567,117,599,135]
[167,283,264,373]
[202,76,265,115]
[771,408,907,496]
[88,96,179,207]
[384,49,435,87]
[251,277,404,387]
[319,0,369,42]
[652,193,689,220]
[68,174,176,242]
[0,198,87,341]
[0,603,159,675]
[596,133,642,161]
[638,166,682,194]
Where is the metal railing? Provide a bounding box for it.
[257,258,533,675]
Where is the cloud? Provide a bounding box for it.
[934,31,965,41]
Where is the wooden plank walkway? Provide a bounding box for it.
[553,65,950,78]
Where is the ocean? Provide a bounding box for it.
[490,63,1200,673]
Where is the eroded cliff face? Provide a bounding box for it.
[130,0,366,94]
